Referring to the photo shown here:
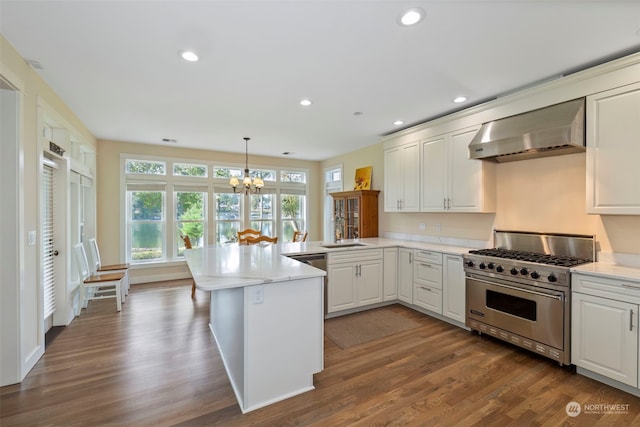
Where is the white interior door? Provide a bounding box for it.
[42,162,56,329]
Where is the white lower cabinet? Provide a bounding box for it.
[413,250,443,313]
[442,255,465,323]
[398,248,413,303]
[383,248,398,301]
[572,272,640,389]
[327,249,383,313]
[326,246,467,330]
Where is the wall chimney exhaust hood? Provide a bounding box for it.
[468,98,585,163]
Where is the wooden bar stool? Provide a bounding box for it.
[238,228,261,244]
[292,231,308,242]
[244,235,278,245]
[180,234,197,298]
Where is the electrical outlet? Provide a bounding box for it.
[418,223,426,231]
[251,285,264,304]
[435,224,442,232]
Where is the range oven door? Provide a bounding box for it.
[466,276,565,350]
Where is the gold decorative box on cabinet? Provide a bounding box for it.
[331,190,380,239]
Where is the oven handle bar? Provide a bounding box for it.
[468,276,564,301]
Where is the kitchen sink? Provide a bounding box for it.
[320,243,367,248]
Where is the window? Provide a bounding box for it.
[250,192,274,235]
[324,165,343,241]
[175,189,206,256]
[173,163,207,177]
[127,190,165,262]
[124,156,308,262]
[126,159,166,175]
[215,189,241,245]
[280,191,306,242]
[281,170,306,183]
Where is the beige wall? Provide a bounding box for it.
[324,144,640,255]
[96,139,323,266]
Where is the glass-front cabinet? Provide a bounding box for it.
[330,190,380,240]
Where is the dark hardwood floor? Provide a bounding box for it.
[2,279,639,426]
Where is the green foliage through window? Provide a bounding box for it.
[126,160,166,175]
[174,163,207,177]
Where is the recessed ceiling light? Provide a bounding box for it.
[300,99,312,106]
[393,120,404,126]
[179,50,199,62]
[453,96,467,103]
[399,8,425,26]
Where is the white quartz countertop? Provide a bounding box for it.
[184,244,327,291]
[572,262,640,282]
[184,237,477,291]
[278,237,475,256]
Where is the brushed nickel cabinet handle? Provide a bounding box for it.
[631,309,634,331]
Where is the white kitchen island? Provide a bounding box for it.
[184,243,326,413]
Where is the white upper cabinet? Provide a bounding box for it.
[384,141,419,212]
[586,82,640,214]
[420,126,496,212]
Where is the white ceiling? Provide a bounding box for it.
[2,1,640,161]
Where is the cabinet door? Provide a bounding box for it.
[443,255,465,323]
[398,249,413,303]
[586,83,640,214]
[358,259,383,306]
[384,142,419,212]
[420,136,447,211]
[572,292,638,387]
[384,147,402,212]
[383,248,398,301]
[400,142,420,211]
[333,197,346,240]
[345,196,359,239]
[449,126,488,212]
[327,263,357,313]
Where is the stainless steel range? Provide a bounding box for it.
[464,230,595,365]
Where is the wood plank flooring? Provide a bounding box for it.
[2,279,640,426]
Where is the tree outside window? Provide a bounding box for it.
[176,191,205,256]
[281,194,305,242]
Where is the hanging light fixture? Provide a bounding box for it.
[229,137,264,194]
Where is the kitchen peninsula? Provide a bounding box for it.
[184,243,326,413]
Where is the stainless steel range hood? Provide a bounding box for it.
[468,98,585,162]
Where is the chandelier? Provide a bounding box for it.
[229,137,264,194]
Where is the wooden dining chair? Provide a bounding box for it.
[88,238,130,301]
[180,234,197,298]
[73,243,123,312]
[238,228,261,245]
[244,235,278,245]
[292,231,308,242]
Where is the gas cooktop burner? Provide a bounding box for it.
[468,248,591,267]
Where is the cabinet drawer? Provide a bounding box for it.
[414,284,442,313]
[414,261,442,289]
[573,273,640,304]
[413,250,443,264]
[328,249,383,265]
